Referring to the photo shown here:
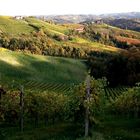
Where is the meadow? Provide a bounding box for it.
[0,48,87,90]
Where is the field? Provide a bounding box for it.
[0,47,87,90]
[25,17,69,35]
[0,16,68,36]
[0,16,35,35]
[116,36,140,45]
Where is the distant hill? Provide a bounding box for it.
[100,12,140,19]
[38,12,140,23]
[82,23,140,49]
[103,18,140,32]
[39,15,98,24]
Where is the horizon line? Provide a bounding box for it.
[0,11,140,17]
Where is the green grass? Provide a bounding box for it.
[0,16,68,36]
[25,17,69,35]
[0,16,35,35]
[0,48,87,89]
[65,36,124,53]
[99,115,140,140]
[0,123,82,140]
[1,116,139,140]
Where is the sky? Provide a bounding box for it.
[0,0,140,16]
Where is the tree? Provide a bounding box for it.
[71,77,106,137]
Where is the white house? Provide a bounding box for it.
[14,16,23,20]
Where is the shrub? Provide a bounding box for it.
[110,85,140,118]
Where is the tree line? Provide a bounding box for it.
[0,31,89,58]
[88,47,140,86]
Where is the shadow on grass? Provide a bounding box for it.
[0,122,84,140]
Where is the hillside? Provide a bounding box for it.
[25,17,68,35]
[0,16,126,60]
[103,18,140,32]
[0,16,35,35]
[0,16,69,36]
[83,23,140,48]
[0,16,140,61]
[0,47,87,89]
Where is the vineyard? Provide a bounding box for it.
[2,79,128,99]
[0,15,140,139]
[24,80,72,93]
[1,76,128,98]
[105,86,128,101]
[0,78,73,93]
[0,77,139,140]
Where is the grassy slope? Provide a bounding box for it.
[66,36,124,53]
[25,17,68,35]
[0,16,68,36]
[0,16,35,35]
[0,48,87,87]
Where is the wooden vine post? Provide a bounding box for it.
[85,75,90,137]
[20,85,24,132]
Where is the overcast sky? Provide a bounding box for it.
[0,0,140,16]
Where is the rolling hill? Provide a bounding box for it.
[0,16,35,35]
[82,23,140,48]
[0,47,87,90]
[0,14,140,140]
[103,18,140,32]
[0,16,126,57]
[25,17,69,35]
[38,12,140,24]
